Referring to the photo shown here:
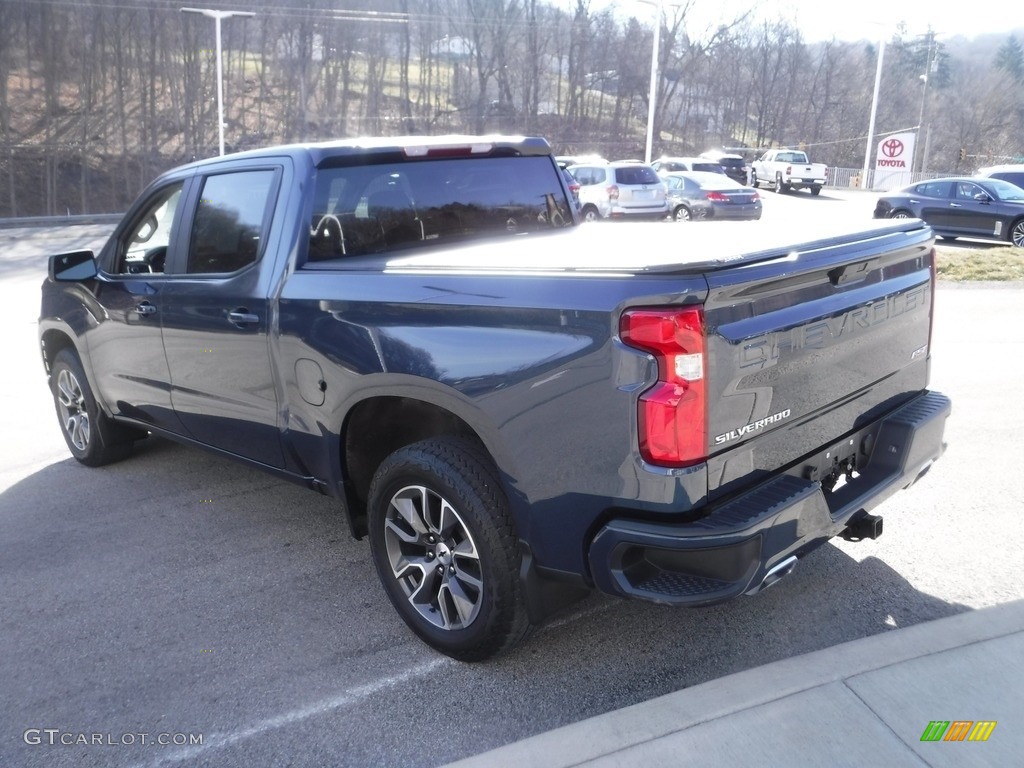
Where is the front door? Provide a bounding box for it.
[86,181,188,434]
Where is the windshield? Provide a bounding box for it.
[989,179,1024,202]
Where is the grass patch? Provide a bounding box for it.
[935,245,1024,281]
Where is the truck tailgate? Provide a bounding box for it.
[702,225,936,500]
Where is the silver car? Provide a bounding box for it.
[663,171,762,222]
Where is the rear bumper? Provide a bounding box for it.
[587,390,951,605]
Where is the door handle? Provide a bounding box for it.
[950,203,963,208]
[227,310,259,327]
[135,301,157,316]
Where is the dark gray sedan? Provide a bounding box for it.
[873,177,1024,247]
[663,171,762,222]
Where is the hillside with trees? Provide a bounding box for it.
[1,0,1022,216]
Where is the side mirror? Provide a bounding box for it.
[49,250,98,282]
[974,192,992,203]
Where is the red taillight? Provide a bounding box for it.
[608,184,620,201]
[706,191,729,202]
[620,307,707,467]
[569,182,580,194]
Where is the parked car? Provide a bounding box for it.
[568,161,668,221]
[699,150,750,184]
[873,177,1024,247]
[651,157,725,176]
[974,164,1024,189]
[663,171,762,221]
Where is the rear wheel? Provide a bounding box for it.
[581,205,601,223]
[810,186,821,196]
[774,174,788,194]
[750,171,759,188]
[1011,219,1024,248]
[889,209,912,219]
[673,205,692,222]
[367,437,530,661]
[50,348,138,466]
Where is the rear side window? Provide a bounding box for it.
[306,156,574,263]
[188,170,277,274]
[615,166,659,185]
[915,181,951,198]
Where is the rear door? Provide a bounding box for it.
[910,181,955,228]
[159,160,289,467]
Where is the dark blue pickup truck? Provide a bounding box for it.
[39,136,950,660]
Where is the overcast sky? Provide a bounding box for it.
[607,0,1016,44]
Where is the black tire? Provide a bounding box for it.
[673,205,692,222]
[367,437,530,661]
[889,209,913,219]
[940,235,959,242]
[581,205,601,223]
[750,171,759,188]
[50,348,137,466]
[810,186,821,196]
[1011,219,1024,248]
[774,174,788,194]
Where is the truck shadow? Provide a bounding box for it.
[0,436,970,767]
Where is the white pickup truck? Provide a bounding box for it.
[752,149,828,195]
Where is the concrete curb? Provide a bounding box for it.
[445,599,1024,767]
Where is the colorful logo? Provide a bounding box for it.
[920,721,997,742]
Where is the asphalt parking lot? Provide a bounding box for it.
[1,200,1022,767]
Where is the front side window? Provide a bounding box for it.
[956,182,985,201]
[188,170,276,274]
[117,184,183,274]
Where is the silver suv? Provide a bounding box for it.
[975,164,1024,189]
[568,161,668,221]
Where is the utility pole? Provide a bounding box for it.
[913,30,937,176]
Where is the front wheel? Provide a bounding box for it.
[367,437,530,661]
[1011,219,1024,248]
[50,348,137,466]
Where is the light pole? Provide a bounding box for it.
[181,7,255,156]
[637,0,681,164]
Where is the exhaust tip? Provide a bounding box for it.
[746,555,798,595]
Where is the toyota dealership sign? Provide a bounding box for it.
[875,132,915,189]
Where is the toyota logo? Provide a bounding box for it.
[882,139,905,158]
